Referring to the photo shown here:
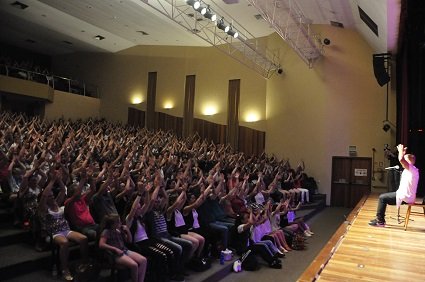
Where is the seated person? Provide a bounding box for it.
[369,144,419,226]
[231,212,282,269]
[64,169,98,240]
[38,171,89,281]
[99,213,147,282]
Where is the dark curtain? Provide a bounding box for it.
[397,0,425,196]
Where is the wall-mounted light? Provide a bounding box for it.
[202,104,218,116]
[163,101,174,109]
[131,96,143,105]
[245,112,260,122]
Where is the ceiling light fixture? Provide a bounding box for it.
[217,18,230,33]
[196,5,207,15]
[204,8,217,22]
[94,35,105,40]
[186,0,200,10]
[227,25,238,38]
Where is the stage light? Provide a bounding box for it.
[204,8,216,21]
[217,18,230,33]
[227,26,238,38]
[186,0,200,9]
[196,5,207,15]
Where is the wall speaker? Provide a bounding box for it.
[373,56,390,86]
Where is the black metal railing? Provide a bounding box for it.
[0,64,99,98]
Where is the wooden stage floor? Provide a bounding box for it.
[300,193,425,281]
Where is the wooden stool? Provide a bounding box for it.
[404,202,425,231]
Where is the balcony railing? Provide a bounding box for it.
[0,64,99,98]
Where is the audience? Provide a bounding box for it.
[0,111,318,281]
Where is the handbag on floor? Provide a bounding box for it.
[291,232,306,250]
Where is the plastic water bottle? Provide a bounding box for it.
[219,251,224,265]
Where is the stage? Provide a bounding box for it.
[299,193,425,281]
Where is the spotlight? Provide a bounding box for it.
[204,7,216,21]
[186,0,200,9]
[323,38,331,45]
[196,5,207,15]
[227,27,238,38]
[217,18,230,32]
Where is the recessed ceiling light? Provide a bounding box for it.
[94,35,105,40]
[11,1,28,10]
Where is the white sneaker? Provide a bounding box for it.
[304,230,312,237]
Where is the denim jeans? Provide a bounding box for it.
[376,192,396,220]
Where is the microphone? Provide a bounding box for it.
[385,165,399,170]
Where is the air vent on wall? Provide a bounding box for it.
[254,14,263,21]
[358,6,378,36]
[330,21,344,28]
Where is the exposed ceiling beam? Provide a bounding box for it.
[138,0,281,78]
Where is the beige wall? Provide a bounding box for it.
[44,90,100,121]
[266,26,396,203]
[0,75,54,101]
[52,26,396,204]
[52,45,267,131]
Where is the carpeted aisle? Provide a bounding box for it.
[220,206,352,282]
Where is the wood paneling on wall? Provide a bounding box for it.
[193,118,226,145]
[238,126,265,156]
[154,111,183,138]
[128,107,145,128]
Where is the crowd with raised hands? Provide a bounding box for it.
[0,111,316,281]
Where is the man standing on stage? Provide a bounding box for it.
[369,144,419,227]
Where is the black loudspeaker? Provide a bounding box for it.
[373,56,390,86]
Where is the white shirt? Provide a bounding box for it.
[396,163,419,207]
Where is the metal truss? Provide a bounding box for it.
[138,0,281,78]
[247,0,323,68]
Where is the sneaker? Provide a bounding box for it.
[368,219,385,227]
